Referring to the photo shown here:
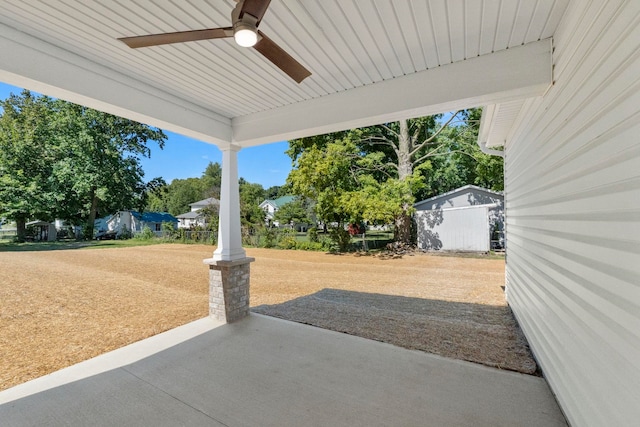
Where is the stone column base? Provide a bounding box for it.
[203,257,255,323]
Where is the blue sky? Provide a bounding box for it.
[0,82,292,188]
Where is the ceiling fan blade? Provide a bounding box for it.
[119,28,232,48]
[254,31,311,83]
[240,0,272,25]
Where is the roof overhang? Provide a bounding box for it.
[1,26,552,150]
[0,1,562,150]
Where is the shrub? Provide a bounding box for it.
[135,225,155,240]
[329,226,351,252]
[274,227,294,249]
[262,227,277,248]
[118,225,133,240]
[307,226,318,243]
[295,241,327,251]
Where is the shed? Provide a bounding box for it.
[25,220,57,242]
[414,185,504,251]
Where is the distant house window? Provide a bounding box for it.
[155,224,161,231]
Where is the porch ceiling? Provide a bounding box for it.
[0,0,567,148]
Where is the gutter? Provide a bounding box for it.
[479,139,504,157]
[477,104,505,157]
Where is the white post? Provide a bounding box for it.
[213,145,246,261]
[205,145,254,323]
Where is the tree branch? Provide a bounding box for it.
[409,110,462,158]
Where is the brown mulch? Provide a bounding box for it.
[253,289,535,374]
[0,244,536,391]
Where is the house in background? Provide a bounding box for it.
[176,197,219,229]
[259,195,295,227]
[414,185,504,252]
[104,211,178,236]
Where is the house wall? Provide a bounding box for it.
[503,1,640,425]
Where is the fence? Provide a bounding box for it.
[0,230,17,240]
[176,230,216,243]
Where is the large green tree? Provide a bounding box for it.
[287,109,502,245]
[0,90,167,239]
[0,91,56,240]
[49,100,166,238]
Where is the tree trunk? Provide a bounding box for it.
[15,216,26,242]
[397,119,413,180]
[84,188,99,240]
[394,207,413,244]
[395,119,414,244]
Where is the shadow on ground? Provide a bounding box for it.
[253,288,537,375]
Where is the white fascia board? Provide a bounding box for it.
[232,39,553,147]
[0,23,232,147]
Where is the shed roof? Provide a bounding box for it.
[189,198,220,209]
[414,185,503,209]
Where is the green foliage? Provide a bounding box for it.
[0,91,57,240]
[135,225,156,240]
[294,240,328,251]
[201,161,222,198]
[307,226,318,243]
[118,225,133,240]
[265,185,289,199]
[0,90,166,240]
[286,108,503,245]
[276,228,298,249]
[273,197,310,227]
[261,226,277,248]
[239,179,266,234]
[329,226,352,253]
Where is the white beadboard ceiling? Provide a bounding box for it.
[0,0,568,147]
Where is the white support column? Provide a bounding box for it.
[204,145,254,323]
[213,145,246,261]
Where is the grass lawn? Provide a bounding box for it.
[0,239,167,252]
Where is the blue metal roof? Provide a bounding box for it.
[131,211,178,223]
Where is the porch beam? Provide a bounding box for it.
[0,22,232,147]
[231,39,553,147]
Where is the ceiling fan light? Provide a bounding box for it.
[234,26,257,47]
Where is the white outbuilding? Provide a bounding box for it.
[414,185,504,252]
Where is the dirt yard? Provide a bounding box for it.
[0,244,533,391]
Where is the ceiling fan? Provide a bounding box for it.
[118,0,311,84]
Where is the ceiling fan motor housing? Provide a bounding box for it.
[232,1,259,47]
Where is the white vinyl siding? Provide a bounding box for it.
[504,1,640,425]
[416,205,492,252]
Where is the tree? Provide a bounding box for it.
[265,185,288,199]
[273,197,311,227]
[239,179,266,234]
[0,91,56,240]
[287,140,360,251]
[287,109,499,245]
[201,161,222,198]
[0,90,167,240]
[161,178,206,216]
[49,101,166,238]
[354,113,462,243]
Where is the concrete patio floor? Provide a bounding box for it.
[0,314,567,426]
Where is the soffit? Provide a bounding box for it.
[0,0,568,146]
